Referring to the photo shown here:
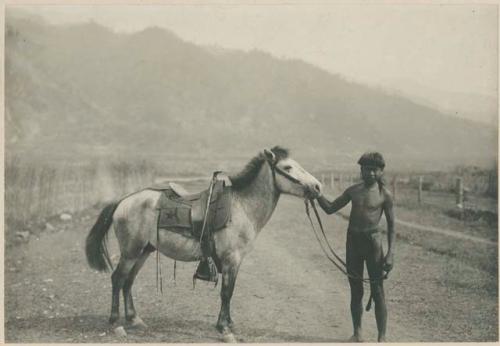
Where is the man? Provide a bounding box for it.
[317,152,395,342]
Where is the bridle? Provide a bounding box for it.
[268,159,303,186]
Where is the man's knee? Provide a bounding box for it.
[349,280,364,299]
[370,284,385,302]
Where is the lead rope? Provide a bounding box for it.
[309,200,347,267]
[305,200,353,277]
[305,200,387,311]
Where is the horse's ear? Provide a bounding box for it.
[263,149,276,164]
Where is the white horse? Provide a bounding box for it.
[85,146,322,341]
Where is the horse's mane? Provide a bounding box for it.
[230,146,289,190]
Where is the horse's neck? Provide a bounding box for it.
[234,163,280,231]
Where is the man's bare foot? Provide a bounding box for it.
[348,334,364,342]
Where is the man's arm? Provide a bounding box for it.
[383,191,395,272]
[317,190,351,215]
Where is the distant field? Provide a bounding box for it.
[5,158,155,230]
[4,156,247,242]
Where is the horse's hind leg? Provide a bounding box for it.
[109,190,157,326]
[109,257,138,325]
[123,245,155,328]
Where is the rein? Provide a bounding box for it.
[304,199,388,311]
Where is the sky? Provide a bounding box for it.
[8,3,499,99]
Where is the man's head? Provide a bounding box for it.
[358,152,385,169]
[358,152,385,186]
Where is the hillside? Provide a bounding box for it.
[5,14,497,170]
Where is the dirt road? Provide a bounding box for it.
[4,196,497,342]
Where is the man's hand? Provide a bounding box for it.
[383,253,394,272]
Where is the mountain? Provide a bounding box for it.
[376,78,497,126]
[5,14,497,170]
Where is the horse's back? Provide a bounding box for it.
[114,189,161,218]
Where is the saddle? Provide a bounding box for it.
[153,172,232,283]
[156,173,232,238]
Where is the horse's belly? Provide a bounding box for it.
[157,229,202,262]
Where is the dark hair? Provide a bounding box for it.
[358,152,385,169]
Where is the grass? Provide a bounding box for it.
[4,155,246,238]
[5,157,157,234]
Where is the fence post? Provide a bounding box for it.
[330,173,335,190]
[391,175,397,202]
[456,177,463,208]
[487,171,497,197]
[418,176,423,204]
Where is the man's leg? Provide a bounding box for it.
[346,235,365,342]
[367,233,387,342]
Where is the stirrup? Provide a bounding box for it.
[193,257,219,287]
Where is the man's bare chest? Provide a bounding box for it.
[351,189,384,211]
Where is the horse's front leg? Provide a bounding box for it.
[216,260,240,334]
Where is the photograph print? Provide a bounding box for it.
[4,2,498,343]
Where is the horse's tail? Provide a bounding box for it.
[85,201,120,272]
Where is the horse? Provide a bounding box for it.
[85,146,322,341]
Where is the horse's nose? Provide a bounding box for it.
[310,183,322,197]
[314,184,321,193]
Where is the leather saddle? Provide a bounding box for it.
[155,172,232,241]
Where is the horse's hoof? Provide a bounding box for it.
[114,325,127,337]
[348,334,364,343]
[221,331,237,343]
[127,316,148,330]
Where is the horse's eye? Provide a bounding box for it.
[283,165,292,172]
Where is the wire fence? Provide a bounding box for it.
[314,171,497,213]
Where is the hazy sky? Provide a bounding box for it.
[9,3,499,98]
